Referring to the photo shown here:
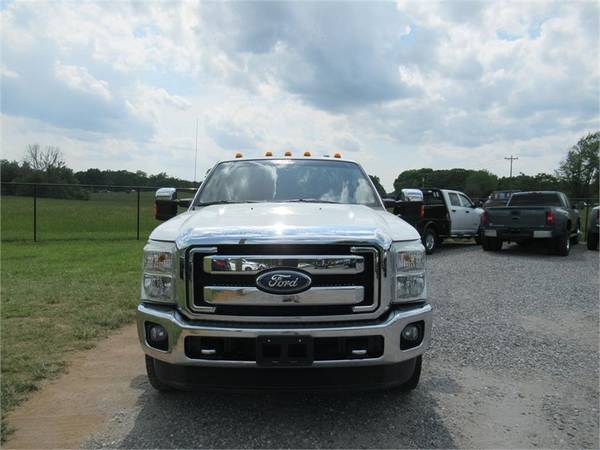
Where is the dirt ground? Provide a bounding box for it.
[5,325,144,449]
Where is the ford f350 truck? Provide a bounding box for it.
[138,154,431,391]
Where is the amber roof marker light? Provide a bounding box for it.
[235,152,243,158]
[334,152,342,158]
[303,151,312,157]
[264,151,273,157]
[284,151,293,157]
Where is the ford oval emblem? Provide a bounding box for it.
[255,269,312,295]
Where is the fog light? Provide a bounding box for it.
[401,325,420,342]
[400,321,424,350]
[146,323,169,351]
[149,325,167,342]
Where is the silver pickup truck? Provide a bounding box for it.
[137,154,431,391]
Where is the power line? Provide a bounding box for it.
[504,155,519,178]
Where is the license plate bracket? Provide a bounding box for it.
[256,335,314,366]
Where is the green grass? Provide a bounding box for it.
[0,216,157,441]
[0,240,146,441]
[1,191,158,241]
[0,192,163,441]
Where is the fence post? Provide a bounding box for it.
[33,184,37,242]
[136,188,140,241]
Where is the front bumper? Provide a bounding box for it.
[137,303,432,368]
[149,357,421,391]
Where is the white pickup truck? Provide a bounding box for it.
[138,154,432,391]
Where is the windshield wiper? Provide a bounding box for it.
[285,198,341,204]
[195,200,260,207]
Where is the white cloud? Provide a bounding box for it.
[0,65,19,79]
[54,62,112,101]
[1,1,598,191]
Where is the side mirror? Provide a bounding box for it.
[178,198,192,208]
[155,188,178,221]
[383,198,397,209]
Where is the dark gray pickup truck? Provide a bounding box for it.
[480,191,580,256]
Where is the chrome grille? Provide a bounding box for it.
[185,244,379,318]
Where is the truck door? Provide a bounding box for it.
[446,191,467,234]
[458,193,481,233]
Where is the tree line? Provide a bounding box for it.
[391,132,599,201]
[1,145,196,200]
[1,132,598,201]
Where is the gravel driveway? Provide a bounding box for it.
[81,243,597,448]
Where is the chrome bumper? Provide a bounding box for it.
[137,303,432,368]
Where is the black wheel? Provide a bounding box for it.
[491,238,503,251]
[145,355,173,391]
[423,228,437,255]
[474,234,482,245]
[587,233,599,250]
[554,234,570,256]
[482,237,502,251]
[571,223,580,245]
[398,356,422,392]
[481,237,491,251]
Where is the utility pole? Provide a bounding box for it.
[505,155,518,178]
[193,118,199,185]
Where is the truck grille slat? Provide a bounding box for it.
[186,244,379,318]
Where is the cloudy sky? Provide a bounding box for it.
[1,1,598,190]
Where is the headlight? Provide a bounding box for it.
[141,241,177,304]
[391,241,427,303]
[144,250,174,273]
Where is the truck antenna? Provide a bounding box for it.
[193,118,199,185]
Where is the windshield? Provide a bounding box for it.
[509,193,562,207]
[195,159,380,207]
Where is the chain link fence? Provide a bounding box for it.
[1,182,597,242]
[1,182,196,241]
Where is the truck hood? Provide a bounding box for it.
[149,203,420,249]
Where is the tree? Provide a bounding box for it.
[75,168,105,185]
[24,144,65,171]
[0,159,21,183]
[464,170,498,200]
[497,172,561,192]
[392,168,434,194]
[557,132,599,198]
[7,145,89,199]
[393,168,487,196]
[369,175,387,197]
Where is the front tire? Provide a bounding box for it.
[145,355,173,392]
[398,356,422,392]
[423,228,437,255]
[587,233,599,250]
[482,237,502,251]
[554,234,571,256]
